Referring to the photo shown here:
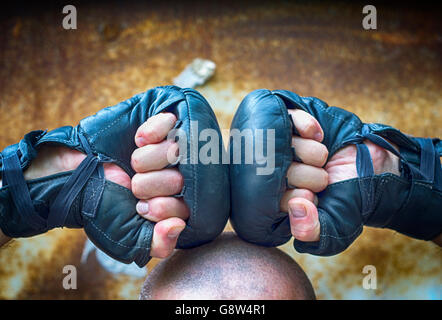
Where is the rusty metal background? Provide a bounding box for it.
[0,1,441,299]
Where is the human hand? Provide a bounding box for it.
[279,109,328,242]
[131,113,190,258]
[0,116,188,260]
[283,112,400,242]
[0,143,132,246]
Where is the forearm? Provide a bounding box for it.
[0,146,82,247]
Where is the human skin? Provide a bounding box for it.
[0,117,187,257]
[283,111,441,245]
[140,232,316,300]
[130,111,328,248]
[1,111,440,250]
[1,110,323,253]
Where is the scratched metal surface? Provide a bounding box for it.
[0,1,441,299]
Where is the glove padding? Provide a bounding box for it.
[230,89,442,255]
[0,86,230,266]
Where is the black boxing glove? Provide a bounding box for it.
[0,86,230,266]
[229,89,442,255]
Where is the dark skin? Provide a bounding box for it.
[140,232,316,300]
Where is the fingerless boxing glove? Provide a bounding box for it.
[230,89,442,255]
[0,86,230,266]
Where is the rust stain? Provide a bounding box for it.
[0,1,441,299]
[281,228,442,299]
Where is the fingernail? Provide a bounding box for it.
[136,136,147,146]
[136,201,149,215]
[289,204,306,218]
[314,132,323,142]
[168,226,185,239]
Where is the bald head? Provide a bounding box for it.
[140,232,315,300]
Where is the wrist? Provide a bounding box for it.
[23,145,85,181]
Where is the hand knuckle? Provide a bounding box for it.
[301,189,314,201]
[131,176,140,196]
[138,122,150,136]
[303,118,317,133]
[166,112,177,123]
[288,162,298,176]
[304,146,316,161]
[321,171,329,188]
[154,198,169,216]
[171,173,184,191]
[131,152,140,170]
[319,144,329,165]
[287,197,298,207]
[146,129,161,143]
[131,175,144,197]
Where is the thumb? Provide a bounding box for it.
[150,217,186,258]
[288,197,320,242]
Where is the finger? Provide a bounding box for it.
[288,109,324,142]
[150,217,186,258]
[280,188,317,212]
[136,197,190,222]
[292,136,328,167]
[135,112,177,147]
[287,162,328,193]
[288,198,320,242]
[132,169,184,199]
[131,140,179,173]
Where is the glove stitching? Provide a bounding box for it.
[319,209,327,238]
[144,221,152,250]
[88,94,142,141]
[365,176,387,222]
[135,222,153,265]
[270,93,292,240]
[103,180,132,194]
[414,181,433,188]
[72,196,82,226]
[89,112,129,142]
[84,216,147,249]
[322,224,363,240]
[324,177,369,189]
[81,184,97,217]
[184,92,198,221]
[36,138,77,149]
[359,177,369,216]
[325,173,408,190]
[383,179,442,231]
[311,99,361,129]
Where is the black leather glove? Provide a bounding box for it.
[0,86,230,266]
[230,89,442,255]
